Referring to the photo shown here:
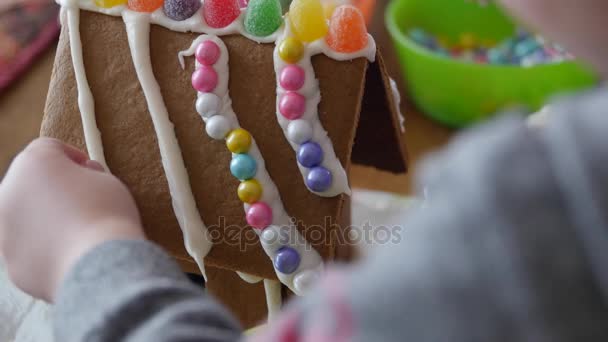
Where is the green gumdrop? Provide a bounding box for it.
[245,0,283,37]
[279,0,292,13]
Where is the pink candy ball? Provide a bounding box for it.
[192,66,218,93]
[279,92,306,120]
[279,65,305,91]
[195,41,221,66]
[246,202,273,229]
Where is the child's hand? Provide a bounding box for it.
[0,138,145,302]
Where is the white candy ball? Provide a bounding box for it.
[260,226,281,248]
[196,93,221,118]
[293,270,319,294]
[286,119,313,145]
[205,116,231,140]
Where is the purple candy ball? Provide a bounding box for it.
[163,0,201,21]
[297,141,323,168]
[306,166,332,192]
[274,247,300,274]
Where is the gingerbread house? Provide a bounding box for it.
[42,0,407,327]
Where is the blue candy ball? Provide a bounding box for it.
[297,141,323,168]
[305,166,332,192]
[274,247,300,274]
[230,154,257,180]
[163,0,201,21]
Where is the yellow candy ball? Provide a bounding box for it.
[226,128,252,154]
[238,179,263,204]
[278,37,305,63]
[95,0,127,8]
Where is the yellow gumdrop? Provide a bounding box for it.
[289,0,328,42]
[278,37,305,63]
[238,179,263,204]
[95,0,127,8]
[226,128,252,154]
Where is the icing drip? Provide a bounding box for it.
[263,279,282,321]
[236,272,282,321]
[236,271,263,284]
[63,1,108,169]
[272,19,376,197]
[389,77,405,133]
[181,35,323,295]
[123,11,212,278]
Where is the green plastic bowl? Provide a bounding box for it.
[385,0,598,127]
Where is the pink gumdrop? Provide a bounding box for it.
[279,65,305,91]
[246,202,273,229]
[279,92,306,120]
[196,41,221,66]
[192,66,218,92]
[203,0,241,28]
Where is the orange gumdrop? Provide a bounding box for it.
[326,5,368,53]
[128,0,164,12]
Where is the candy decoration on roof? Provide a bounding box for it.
[128,0,164,12]
[279,91,306,120]
[196,40,221,65]
[278,37,304,63]
[274,247,301,274]
[95,0,127,8]
[244,0,283,37]
[289,0,328,42]
[237,179,263,204]
[279,64,305,90]
[246,202,273,229]
[192,66,218,92]
[231,154,258,180]
[326,5,368,53]
[226,128,253,153]
[203,0,241,28]
[163,0,201,21]
[306,166,332,192]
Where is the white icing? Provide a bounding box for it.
[389,77,405,133]
[236,271,263,284]
[263,279,282,321]
[123,11,212,278]
[286,119,313,145]
[181,35,323,295]
[63,1,109,170]
[196,93,221,118]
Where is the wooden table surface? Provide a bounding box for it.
[0,2,455,192]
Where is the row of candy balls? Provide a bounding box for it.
[277,38,332,192]
[192,40,302,275]
[212,124,302,274]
